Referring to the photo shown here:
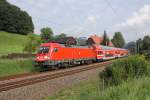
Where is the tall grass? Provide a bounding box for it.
[97,77,150,100]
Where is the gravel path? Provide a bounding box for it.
[0,66,105,100]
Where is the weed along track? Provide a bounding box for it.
[0,61,113,92]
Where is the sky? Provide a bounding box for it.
[7,0,150,42]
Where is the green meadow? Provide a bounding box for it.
[0,31,27,54]
[0,31,40,77]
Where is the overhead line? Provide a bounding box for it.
[104,0,123,21]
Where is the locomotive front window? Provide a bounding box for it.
[38,46,49,54]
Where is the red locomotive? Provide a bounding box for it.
[34,43,129,68]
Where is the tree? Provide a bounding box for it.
[0,0,34,35]
[40,27,53,43]
[101,30,109,46]
[111,32,125,48]
[135,35,150,59]
[136,38,143,54]
[55,33,67,39]
[53,33,68,44]
[143,35,150,50]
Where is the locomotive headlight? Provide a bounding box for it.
[44,56,48,59]
[44,56,50,59]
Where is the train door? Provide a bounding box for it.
[96,50,104,61]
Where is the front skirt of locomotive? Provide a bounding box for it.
[34,60,58,67]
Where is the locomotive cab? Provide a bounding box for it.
[36,46,50,61]
[34,43,61,67]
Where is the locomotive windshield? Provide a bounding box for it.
[38,46,49,54]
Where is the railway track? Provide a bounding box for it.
[0,61,113,92]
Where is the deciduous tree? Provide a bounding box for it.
[143,35,150,50]
[112,32,125,48]
[40,27,53,43]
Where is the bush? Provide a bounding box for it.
[143,50,150,60]
[23,33,40,53]
[100,55,150,87]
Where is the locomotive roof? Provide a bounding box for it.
[60,44,91,48]
[71,45,90,48]
[99,45,115,50]
[40,43,128,51]
[99,45,128,51]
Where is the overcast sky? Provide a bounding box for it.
[7,0,150,42]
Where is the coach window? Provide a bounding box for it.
[54,48,58,52]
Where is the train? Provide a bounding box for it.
[34,43,129,68]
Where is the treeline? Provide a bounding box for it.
[0,0,34,35]
[101,31,125,48]
[40,28,126,47]
[125,35,150,59]
[137,36,150,54]
[137,36,150,59]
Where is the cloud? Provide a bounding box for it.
[87,15,97,24]
[114,4,150,33]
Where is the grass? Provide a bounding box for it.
[0,31,41,76]
[97,77,150,100]
[0,31,40,54]
[45,77,150,100]
[0,58,39,77]
[0,31,27,54]
[44,78,100,100]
